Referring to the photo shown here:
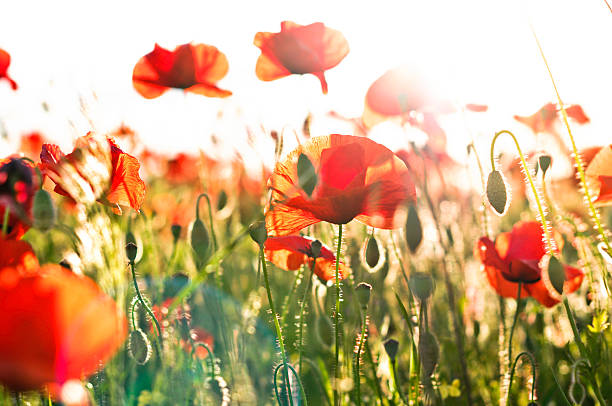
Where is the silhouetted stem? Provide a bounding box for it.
[129,261,163,355]
[333,224,343,406]
[2,206,9,237]
[507,282,522,365]
[354,308,368,406]
[506,351,537,405]
[298,261,315,376]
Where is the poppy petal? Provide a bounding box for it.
[585,145,612,206]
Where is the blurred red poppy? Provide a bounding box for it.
[0,157,39,239]
[474,221,584,307]
[182,327,215,360]
[0,264,127,391]
[266,134,416,236]
[133,43,232,99]
[0,239,38,272]
[19,132,46,159]
[514,102,590,134]
[254,21,349,94]
[265,235,348,282]
[40,133,146,213]
[585,144,612,206]
[0,48,17,90]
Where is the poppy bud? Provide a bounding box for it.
[547,255,566,295]
[383,338,399,361]
[217,190,228,211]
[355,282,372,309]
[365,236,380,268]
[418,330,439,377]
[297,153,317,197]
[486,170,509,215]
[310,239,322,258]
[128,328,152,365]
[191,219,211,263]
[126,242,138,263]
[405,204,423,253]
[32,189,56,231]
[248,221,268,246]
[171,224,181,244]
[539,155,552,176]
[410,272,434,301]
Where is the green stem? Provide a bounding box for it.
[333,224,343,406]
[467,142,490,237]
[298,261,316,377]
[260,247,294,406]
[354,308,368,406]
[490,130,555,255]
[274,363,308,406]
[2,205,9,237]
[506,351,537,405]
[196,193,218,251]
[364,341,385,406]
[129,261,163,349]
[390,359,408,405]
[507,281,522,365]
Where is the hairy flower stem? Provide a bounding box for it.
[354,308,368,406]
[507,282,522,365]
[129,261,163,356]
[467,143,490,237]
[364,341,385,406]
[506,352,537,405]
[259,247,294,406]
[298,261,316,376]
[531,27,611,254]
[333,224,343,406]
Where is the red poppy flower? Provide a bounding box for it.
[40,133,146,213]
[585,144,612,206]
[514,102,590,134]
[362,65,454,129]
[181,327,215,360]
[0,239,38,272]
[0,48,17,90]
[132,43,232,99]
[254,21,349,94]
[264,235,348,282]
[474,221,584,307]
[266,134,416,236]
[0,264,127,391]
[0,157,39,240]
[19,132,46,159]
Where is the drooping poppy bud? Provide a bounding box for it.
[355,282,372,309]
[217,190,228,211]
[126,242,138,263]
[365,235,380,268]
[546,255,566,295]
[248,221,268,246]
[32,189,56,231]
[410,272,434,301]
[191,219,211,263]
[405,204,423,253]
[128,328,152,365]
[171,224,181,244]
[486,170,509,215]
[297,153,317,197]
[539,155,552,176]
[383,338,399,361]
[419,330,439,377]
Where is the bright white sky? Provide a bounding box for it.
[0,0,610,170]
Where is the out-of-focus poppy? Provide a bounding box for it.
[465,104,488,113]
[0,157,39,239]
[0,239,38,272]
[514,102,590,134]
[0,48,17,90]
[132,43,232,99]
[165,153,204,184]
[40,133,146,213]
[474,221,584,307]
[264,235,348,282]
[254,21,349,94]
[19,132,46,159]
[0,264,127,391]
[182,327,215,360]
[585,144,612,206]
[266,134,416,236]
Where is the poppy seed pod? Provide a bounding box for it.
[171,224,181,244]
[297,153,317,197]
[383,338,399,361]
[409,272,434,301]
[365,236,380,269]
[486,170,509,215]
[191,219,211,263]
[32,189,56,231]
[125,242,138,263]
[355,282,372,309]
[217,190,228,211]
[419,330,439,377]
[405,204,423,253]
[248,221,268,246]
[310,239,322,258]
[538,155,552,176]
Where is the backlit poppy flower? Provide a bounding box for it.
[0,239,38,272]
[266,134,416,236]
[264,235,348,282]
[40,133,146,213]
[0,157,39,239]
[254,21,349,94]
[19,132,46,159]
[514,102,590,134]
[362,65,454,129]
[585,144,612,206]
[474,221,584,307]
[0,264,127,391]
[0,48,17,90]
[132,43,232,99]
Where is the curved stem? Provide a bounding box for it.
[196,193,218,251]
[260,246,294,406]
[129,261,163,353]
[191,343,215,379]
[507,281,522,365]
[354,309,368,406]
[333,224,343,406]
[506,351,537,405]
[298,261,316,377]
[274,363,308,406]
[491,130,555,255]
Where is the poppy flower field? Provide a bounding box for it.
[1,3,612,405]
